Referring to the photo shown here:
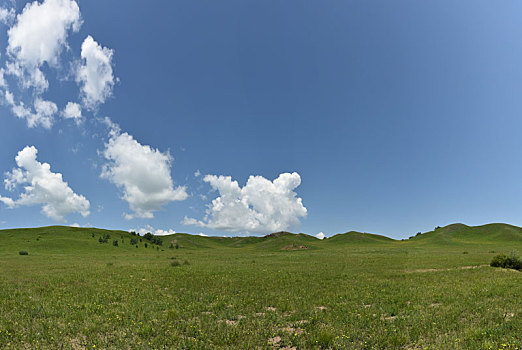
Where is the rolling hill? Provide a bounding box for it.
[407,223,522,245]
[0,223,521,255]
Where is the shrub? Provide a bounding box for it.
[18,251,28,255]
[92,233,95,238]
[183,260,190,265]
[130,238,138,245]
[144,243,148,248]
[171,260,181,267]
[130,231,136,236]
[99,233,111,243]
[169,243,174,249]
[113,240,119,247]
[143,232,154,241]
[490,252,522,270]
[151,236,163,246]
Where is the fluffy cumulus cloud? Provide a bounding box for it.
[0,0,116,129]
[0,0,83,128]
[132,225,176,236]
[315,232,326,240]
[0,7,15,25]
[6,0,81,90]
[62,101,82,123]
[101,124,188,219]
[0,146,90,221]
[76,35,115,110]
[1,90,56,129]
[184,172,307,234]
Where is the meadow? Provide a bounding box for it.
[0,224,521,349]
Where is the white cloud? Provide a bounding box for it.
[2,90,56,129]
[76,35,115,110]
[184,172,307,234]
[62,101,82,123]
[132,225,176,236]
[154,228,176,236]
[315,232,326,240]
[194,169,201,177]
[198,232,208,237]
[1,146,90,221]
[0,7,15,25]
[101,122,188,219]
[70,222,80,227]
[6,0,81,90]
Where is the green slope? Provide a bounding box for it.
[161,231,320,251]
[2,223,522,255]
[325,231,394,245]
[407,223,522,245]
[0,226,152,257]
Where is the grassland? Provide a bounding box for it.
[0,224,521,349]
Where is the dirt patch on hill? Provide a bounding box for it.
[281,244,309,250]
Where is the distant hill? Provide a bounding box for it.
[325,231,394,245]
[164,231,320,251]
[1,223,521,253]
[407,223,522,245]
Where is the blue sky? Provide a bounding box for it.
[1,0,522,239]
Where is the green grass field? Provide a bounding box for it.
[0,224,521,349]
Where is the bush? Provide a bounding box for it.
[144,243,148,248]
[151,236,163,246]
[19,251,28,255]
[490,252,522,270]
[99,233,111,244]
[113,240,119,247]
[170,260,181,267]
[130,237,138,245]
[143,232,154,241]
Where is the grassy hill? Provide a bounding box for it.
[2,223,522,255]
[407,223,522,246]
[325,231,394,245]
